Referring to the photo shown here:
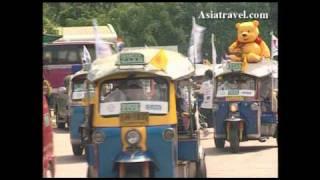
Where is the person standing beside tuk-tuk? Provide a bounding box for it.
[198,70,214,130]
[43,94,55,177]
[43,80,54,117]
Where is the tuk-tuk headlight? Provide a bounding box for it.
[92,131,105,144]
[230,103,238,112]
[212,104,219,112]
[163,128,175,141]
[251,103,259,111]
[126,130,141,145]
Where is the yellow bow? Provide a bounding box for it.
[150,49,168,72]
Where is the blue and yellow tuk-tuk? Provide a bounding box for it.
[67,70,94,156]
[213,60,278,153]
[84,48,207,177]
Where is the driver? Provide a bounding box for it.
[239,81,250,89]
[124,80,145,101]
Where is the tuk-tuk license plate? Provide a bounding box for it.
[121,103,140,113]
[120,112,149,126]
[228,62,242,71]
[226,96,244,101]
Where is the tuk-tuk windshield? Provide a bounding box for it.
[72,79,94,100]
[216,73,256,97]
[99,77,169,116]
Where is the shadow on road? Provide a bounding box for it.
[53,128,70,134]
[56,154,86,164]
[204,145,278,156]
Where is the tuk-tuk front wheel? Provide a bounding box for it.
[214,138,225,148]
[87,166,94,178]
[229,122,240,153]
[196,155,207,178]
[55,106,65,129]
[72,144,84,156]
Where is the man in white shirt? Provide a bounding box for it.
[199,70,214,130]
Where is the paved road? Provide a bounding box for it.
[52,127,277,178]
[53,128,87,177]
[201,129,278,178]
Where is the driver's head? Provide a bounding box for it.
[204,70,213,80]
[127,84,142,91]
[125,81,144,100]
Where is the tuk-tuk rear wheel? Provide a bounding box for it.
[229,123,240,153]
[55,106,65,129]
[87,167,93,178]
[274,126,278,145]
[72,144,84,156]
[214,138,225,148]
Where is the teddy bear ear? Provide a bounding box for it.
[235,23,241,29]
[253,20,259,27]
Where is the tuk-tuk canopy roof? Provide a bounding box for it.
[71,69,89,81]
[194,64,214,77]
[214,59,278,78]
[87,48,195,82]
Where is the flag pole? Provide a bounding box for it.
[211,33,216,67]
[270,31,274,59]
[192,16,196,70]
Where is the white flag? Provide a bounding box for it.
[188,17,206,64]
[211,33,217,66]
[271,33,278,59]
[82,45,92,64]
[93,19,112,59]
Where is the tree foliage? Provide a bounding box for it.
[43,2,278,62]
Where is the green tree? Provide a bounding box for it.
[43,2,278,61]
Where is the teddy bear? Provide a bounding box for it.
[228,20,270,63]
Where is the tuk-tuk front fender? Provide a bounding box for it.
[113,151,159,172]
[225,117,243,122]
[115,151,153,163]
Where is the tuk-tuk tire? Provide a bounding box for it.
[72,144,84,156]
[229,123,240,153]
[196,155,207,178]
[276,131,278,146]
[214,138,225,148]
[87,167,93,178]
[56,106,65,129]
[84,146,87,156]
